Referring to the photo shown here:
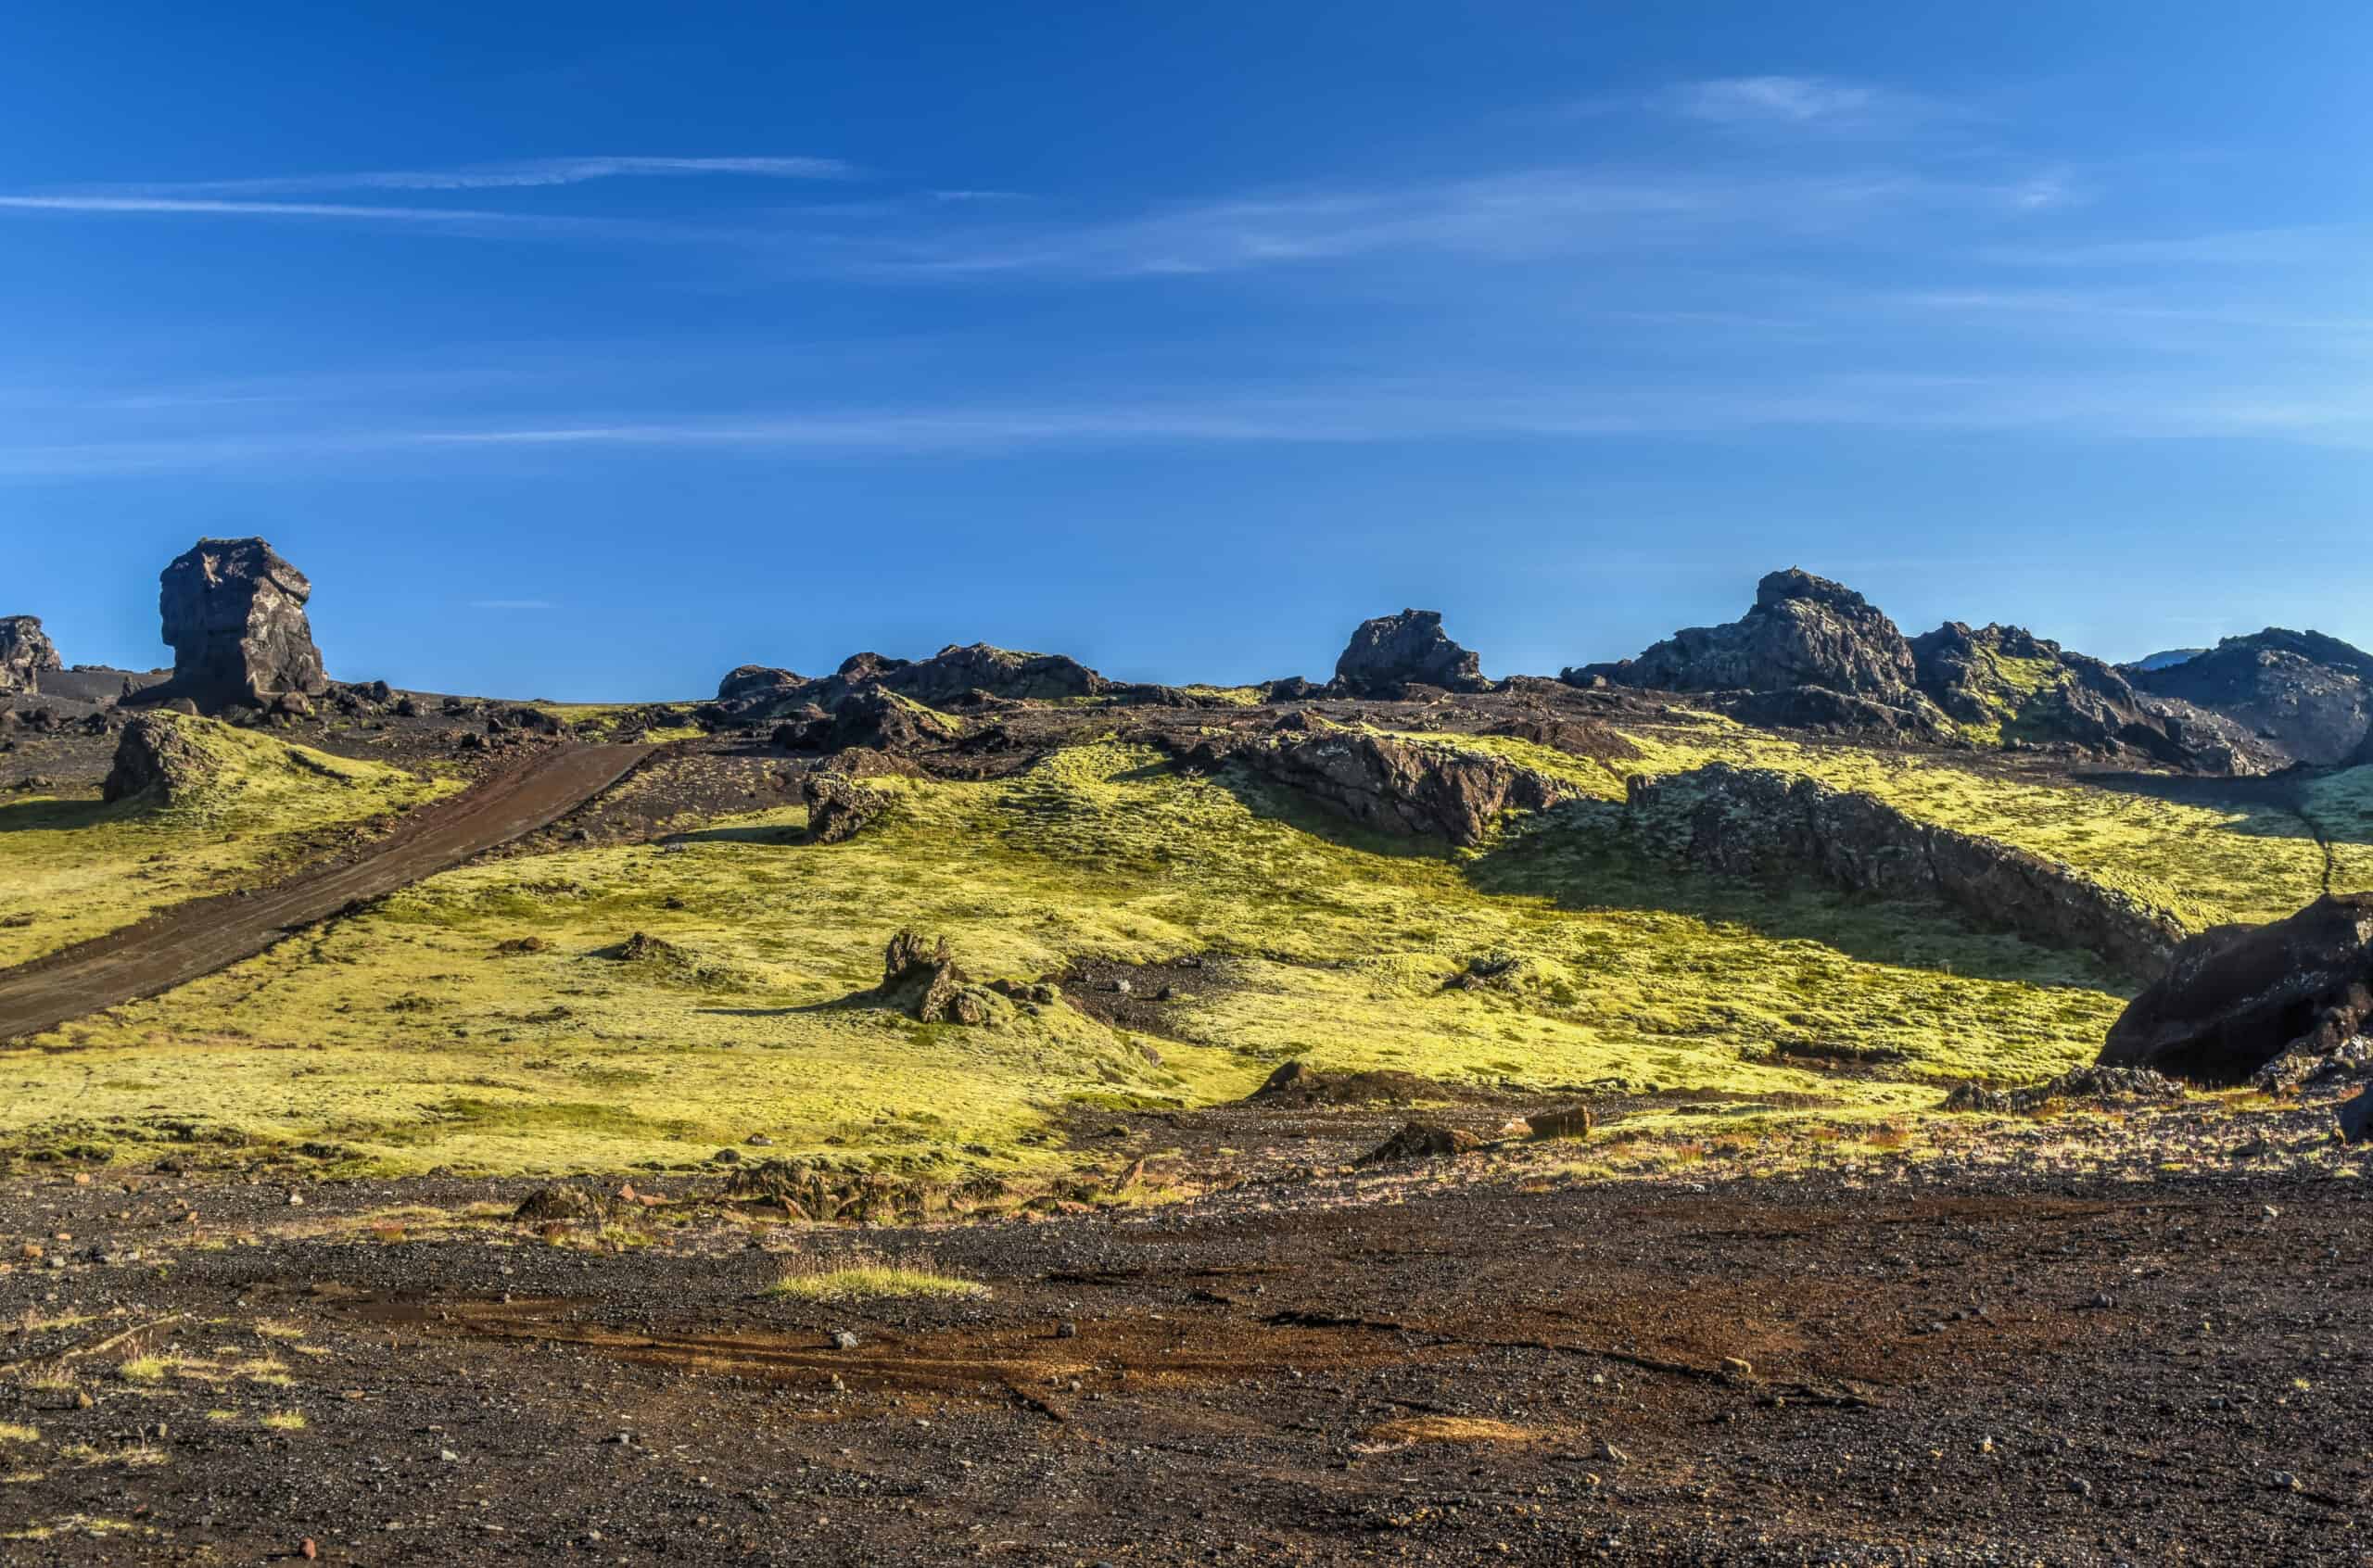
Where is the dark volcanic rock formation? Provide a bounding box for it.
[2099,893,2373,1087]
[1180,727,1574,847]
[0,616,61,695]
[801,773,887,844]
[1628,763,2187,980]
[101,713,210,804]
[2132,628,2373,767]
[1332,610,1490,698]
[873,930,999,1025]
[157,537,328,711]
[713,643,1108,725]
[775,689,964,755]
[1579,569,1922,702]
[1910,621,2227,766]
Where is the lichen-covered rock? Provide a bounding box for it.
[2099,893,2373,1086]
[157,537,328,710]
[1629,763,2187,980]
[1577,568,1923,704]
[2132,628,2373,767]
[1358,1121,1481,1165]
[1182,729,1573,847]
[1942,1066,2187,1115]
[1910,621,2239,768]
[1332,610,1490,698]
[0,616,61,695]
[101,713,213,804]
[802,773,886,843]
[781,689,965,755]
[1479,713,1640,764]
[713,643,1109,725]
[874,930,999,1025]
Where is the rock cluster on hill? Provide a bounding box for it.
[2132,628,2373,767]
[1331,609,1491,698]
[1573,569,1948,739]
[873,930,1002,1026]
[1580,569,1922,701]
[0,616,61,695]
[711,642,1112,726]
[1909,621,2242,768]
[2099,892,2373,1087]
[156,537,329,712]
[1176,720,1575,846]
[1627,762,2187,979]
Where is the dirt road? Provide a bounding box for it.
[0,742,652,1041]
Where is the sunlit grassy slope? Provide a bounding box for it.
[8,740,2141,1177]
[0,717,451,967]
[1594,712,2372,929]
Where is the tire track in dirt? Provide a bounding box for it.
[0,742,654,1042]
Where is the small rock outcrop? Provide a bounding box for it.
[1942,1065,2187,1115]
[1182,729,1575,848]
[1628,764,2187,980]
[1332,610,1491,698]
[0,616,61,695]
[1911,622,2238,768]
[1579,569,1923,703]
[801,773,887,844]
[874,930,1000,1026]
[157,538,328,711]
[2132,628,2373,767]
[2098,893,2373,1086]
[777,689,965,755]
[101,713,213,804]
[1358,1121,1481,1165]
[712,643,1110,725]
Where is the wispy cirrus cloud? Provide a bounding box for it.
[468,598,559,612]
[0,193,715,240]
[108,154,856,196]
[7,372,2373,479]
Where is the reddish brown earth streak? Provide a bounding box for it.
[0,743,653,1041]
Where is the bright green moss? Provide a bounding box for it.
[7,740,2135,1176]
[0,719,452,967]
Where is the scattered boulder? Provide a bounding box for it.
[1179,729,1574,847]
[874,930,999,1025]
[1332,610,1491,698]
[714,664,808,723]
[1629,764,2187,980]
[1259,676,1327,702]
[155,537,329,712]
[1523,1106,1595,1140]
[802,773,887,844]
[1942,1066,2188,1115]
[1357,1121,1482,1165]
[2098,893,2373,1086]
[0,616,61,695]
[513,1184,612,1223]
[2132,628,2373,767]
[1577,569,1923,704]
[2340,1089,2373,1145]
[101,713,213,804]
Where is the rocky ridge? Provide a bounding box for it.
[1627,762,2188,980]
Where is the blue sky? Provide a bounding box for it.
[5,1,2369,697]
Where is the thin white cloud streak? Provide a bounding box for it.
[7,377,2373,478]
[468,599,558,611]
[836,166,2073,279]
[0,195,533,220]
[1669,76,1906,125]
[1978,227,2342,266]
[106,155,855,195]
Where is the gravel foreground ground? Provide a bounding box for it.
[0,1127,2366,1567]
